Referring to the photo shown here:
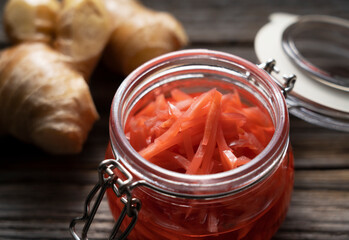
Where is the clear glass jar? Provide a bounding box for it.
[106,49,294,240]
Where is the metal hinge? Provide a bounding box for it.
[258,59,296,97]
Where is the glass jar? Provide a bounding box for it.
[104,49,294,240]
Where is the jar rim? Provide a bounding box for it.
[109,49,290,198]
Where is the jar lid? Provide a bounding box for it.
[255,13,349,132]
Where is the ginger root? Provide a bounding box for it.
[0,0,111,154]
[4,0,112,81]
[55,0,112,80]
[0,0,187,153]
[3,0,61,43]
[0,43,98,154]
[103,0,188,75]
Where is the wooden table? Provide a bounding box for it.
[1,0,349,239]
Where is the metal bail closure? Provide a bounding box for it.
[258,59,296,97]
[70,159,141,240]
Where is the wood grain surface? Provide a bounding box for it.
[0,0,349,239]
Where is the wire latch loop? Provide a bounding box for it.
[70,159,141,240]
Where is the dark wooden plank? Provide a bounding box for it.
[0,176,114,239]
[274,189,349,239]
[142,0,349,43]
[294,170,349,190]
[290,116,349,169]
[1,168,349,239]
[1,0,349,44]
[274,232,349,240]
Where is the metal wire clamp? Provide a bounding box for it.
[69,159,141,240]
